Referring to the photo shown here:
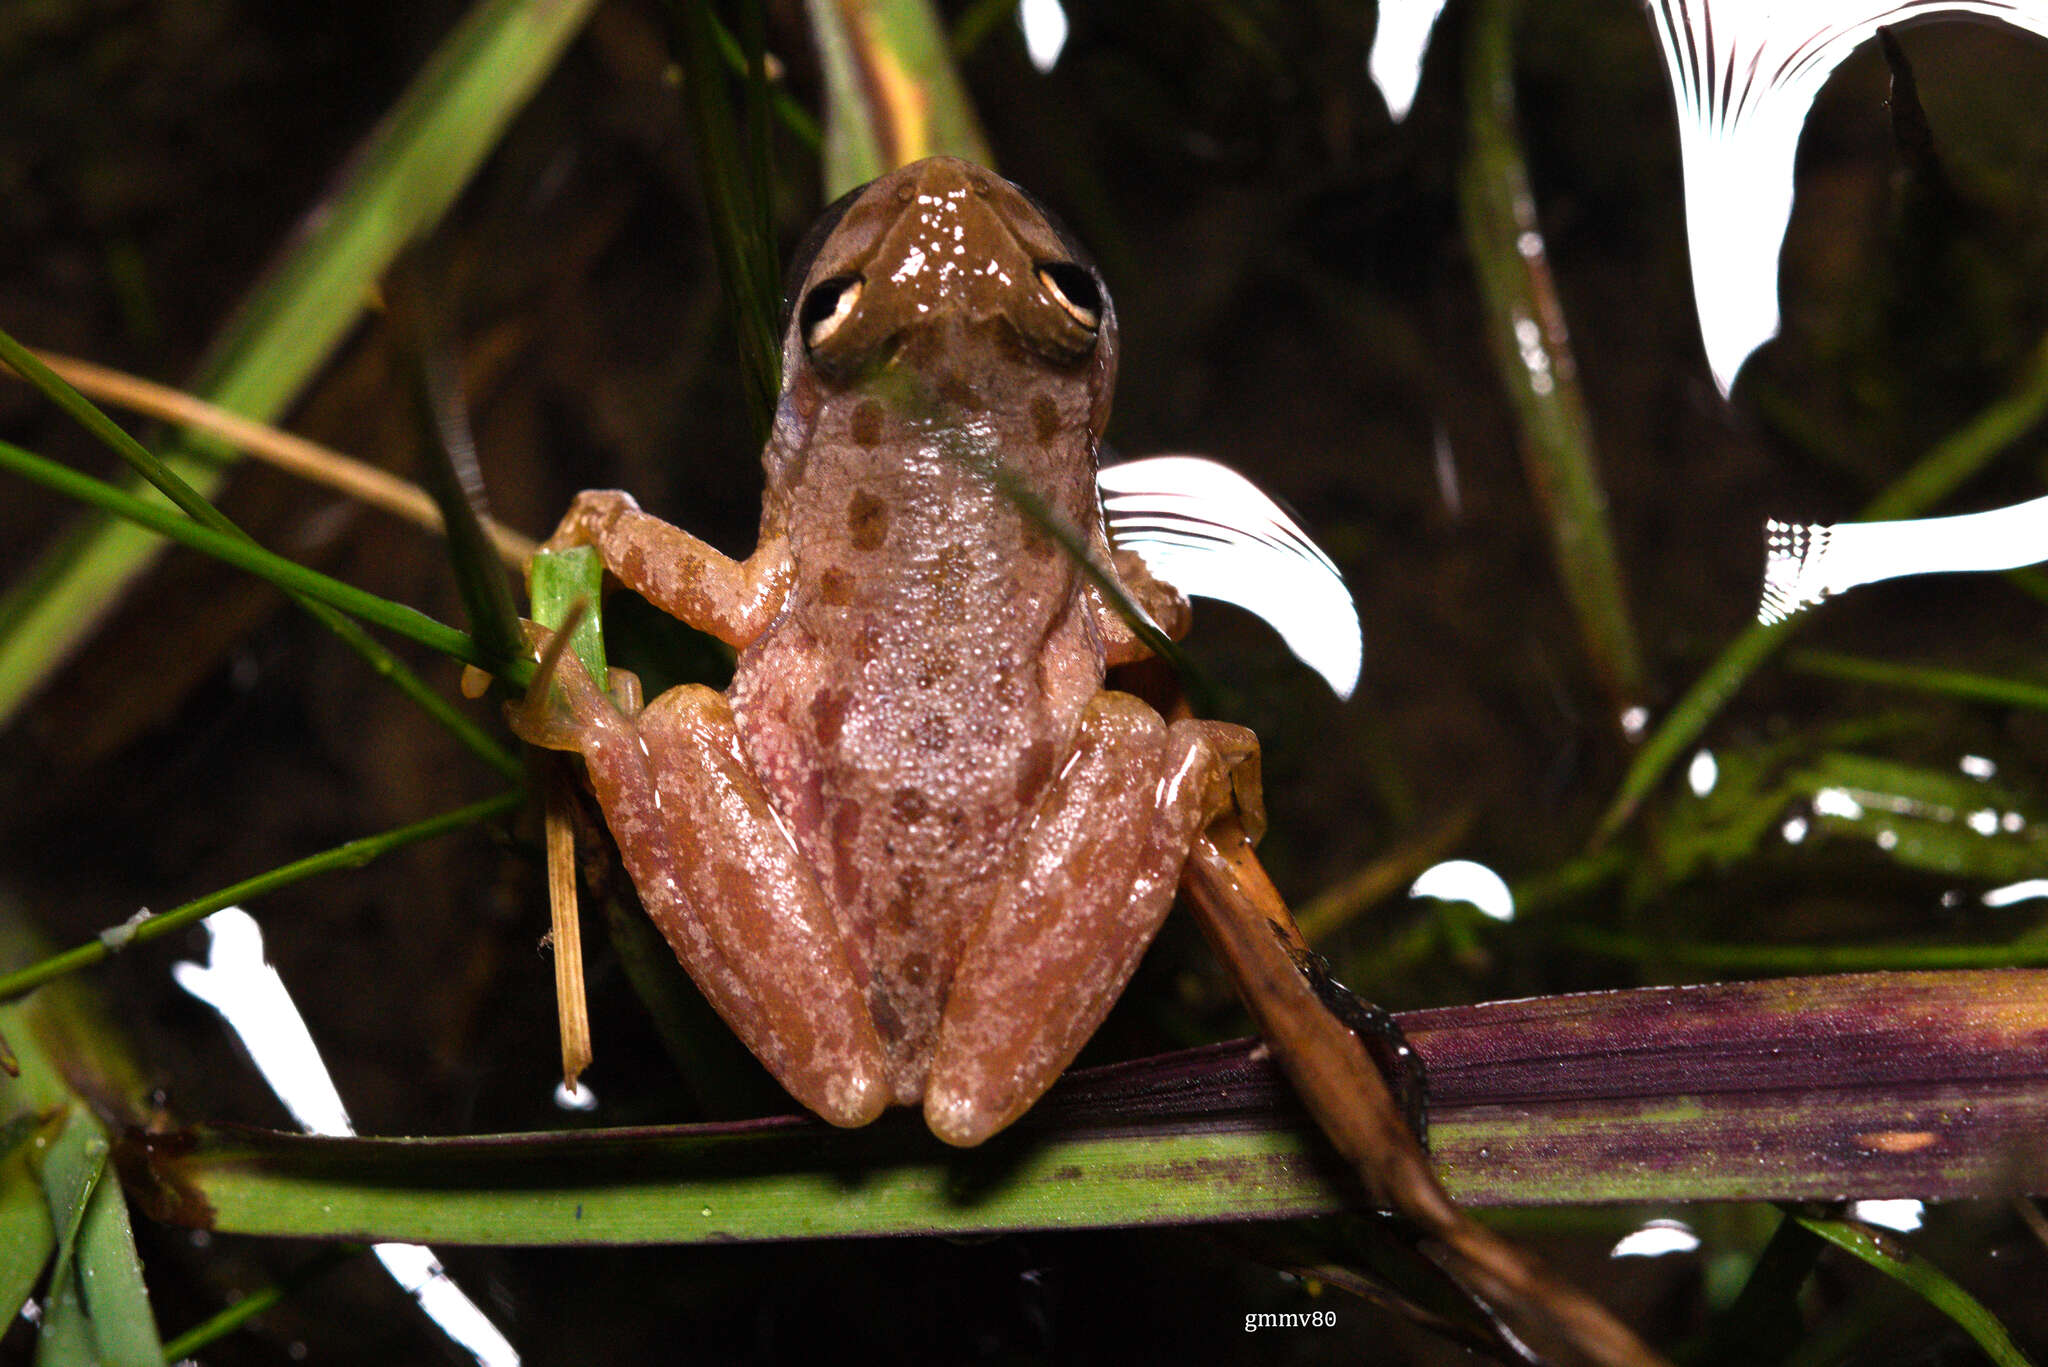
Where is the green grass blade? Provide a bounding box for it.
[115,972,2048,1243]
[159,1245,359,1362]
[1788,649,2048,712]
[128,1116,1347,1244]
[708,11,821,149]
[30,1114,120,1367]
[1700,1212,1824,1366]
[0,1118,56,1330]
[667,0,783,439]
[2,926,161,1366]
[1459,0,1645,714]
[0,439,513,681]
[387,263,526,671]
[529,546,610,690]
[1562,927,2048,973]
[0,0,601,728]
[807,0,997,195]
[0,791,523,1006]
[1595,330,2048,844]
[1796,1215,2035,1367]
[0,329,523,778]
[70,1132,165,1367]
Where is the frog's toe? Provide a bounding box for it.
[922,1082,1009,1149]
[504,618,616,751]
[810,1067,891,1129]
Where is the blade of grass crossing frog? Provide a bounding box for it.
[1795,1215,2035,1367]
[666,0,783,439]
[984,462,1219,715]
[807,0,996,195]
[0,0,602,729]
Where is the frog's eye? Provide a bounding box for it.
[800,275,864,348]
[1036,262,1101,331]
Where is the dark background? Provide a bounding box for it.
[4,1,2048,1361]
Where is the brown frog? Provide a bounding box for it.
[511,156,1263,1146]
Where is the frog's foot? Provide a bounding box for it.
[924,694,1261,1147]
[503,619,642,753]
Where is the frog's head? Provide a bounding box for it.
[781,157,1116,431]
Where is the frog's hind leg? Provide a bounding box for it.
[924,693,1261,1147]
[509,640,890,1128]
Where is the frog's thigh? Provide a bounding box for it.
[924,693,1260,1147]
[596,685,890,1128]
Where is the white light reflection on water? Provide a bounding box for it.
[1368,0,1448,120]
[1610,1218,1700,1258]
[1960,754,1998,780]
[1020,0,1070,74]
[1851,1198,1926,1232]
[1101,456,1362,699]
[1984,878,2048,906]
[555,1079,599,1112]
[175,908,521,1367]
[1410,859,1515,921]
[1366,3,2048,389]
[1647,2,2048,393]
[1760,495,2048,623]
[1811,787,1866,821]
[1687,749,1719,797]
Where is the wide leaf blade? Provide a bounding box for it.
[118,972,2048,1244]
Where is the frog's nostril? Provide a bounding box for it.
[1036,262,1102,330]
[801,274,865,348]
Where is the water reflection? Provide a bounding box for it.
[1367,0,1448,120]
[1369,2,2048,389]
[1411,859,1516,921]
[1609,1218,1700,1258]
[1850,1198,1925,1231]
[175,908,521,1366]
[1983,878,2048,906]
[1020,0,1070,74]
[1647,2,2048,392]
[1101,456,1363,697]
[1687,749,1719,797]
[1761,494,2048,623]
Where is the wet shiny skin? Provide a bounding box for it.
[513,157,1263,1146]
